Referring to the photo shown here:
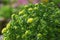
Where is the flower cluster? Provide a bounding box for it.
[2,2,60,40]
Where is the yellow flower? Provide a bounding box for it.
[14,26,18,30]
[37,33,42,38]
[21,27,24,30]
[2,28,7,33]
[50,2,54,5]
[6,22,10,29]
[3,37,7,40]
[22,30,31,38]
[40,3,43,5]
[19,10,25,15]
[34,7,38,10]
[24,5,28,8]
[11,14,15,19]
[35,3,38,6]
[28,8,33,11]
[25,30,29,34]
[27,18,33,23]
[25,30,31,35]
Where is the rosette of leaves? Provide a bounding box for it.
[2,2,60,40]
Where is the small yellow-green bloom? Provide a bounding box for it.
[12,14,15,17]
[25,30,30,34]
[3,37,7,40]
[16,35,20,38]
[37,33,42,38]
[22,30,31,38]
[6,22,10,29]
[11,14,15,19]
[25,30,31,35]
[34,7,38,10]
[42,5,46,7]
[24,5,28,8]
[2,28,7,33]
[19,10,25,15]
[27,18,33,23]
[40,3,43,5]
[21,27,24,30]
[50,2,54,4]
[35,3,38,6]
[28,8,33,11]
[14,26,18,30]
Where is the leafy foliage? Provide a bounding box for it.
[2,2,60,40]
[0,6,12,19]
[3,0,10,4]
[50,0,60,4]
